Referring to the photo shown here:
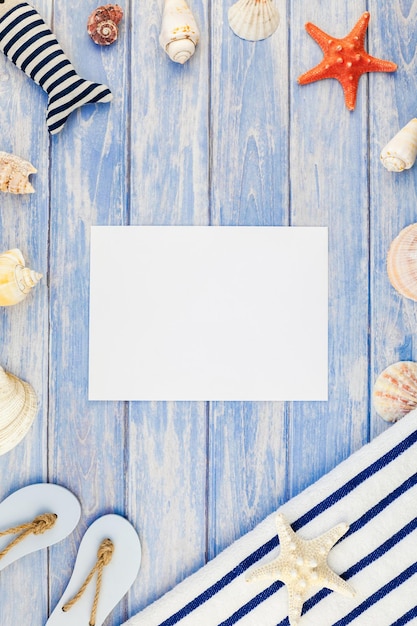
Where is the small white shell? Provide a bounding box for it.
[0,365,38,455]
[228,0,280,42]
[159,0,200,64]
[380,118,417,172]
[373,361,417,422]
[0,151,37,194]
[0,249,42,306]
[387,223,417,301]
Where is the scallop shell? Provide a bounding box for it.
[228,0,280,41]
[159,0,200,64]
[380,118,417,172]
[0,151,37,194]
[387,223,417,301]
[0,365,38,455]
[0,249,42,306]
[373,361,417,422]
[87,4,124,45]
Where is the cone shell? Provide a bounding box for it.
[0,151,37,194]
[387,223,417,301]
[87,4,123,45]
[228,0,280,41]
[0,249,42,306]
[0,366,38,455]
[373,361,417,422]
[159,0,200,64]
[380,118,417,172]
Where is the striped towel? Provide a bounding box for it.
[0,2,112,134]
[124,409,417,625]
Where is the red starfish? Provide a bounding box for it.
[298,12,397,111]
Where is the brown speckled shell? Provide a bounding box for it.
[87,4,124,46]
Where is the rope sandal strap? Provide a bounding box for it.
[0,513,57,561]
[62,538,114,626]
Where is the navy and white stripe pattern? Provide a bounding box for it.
[0,2,112,134]
[124,410,417,625]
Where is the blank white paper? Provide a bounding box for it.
[89,226,328,401]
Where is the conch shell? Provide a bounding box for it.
[159,0,200,64]
[228,0,280,42]
[387,223,417,301]
[0,365,38,455]
[87,4,124,46]
[380,118,417,172]
[0,249,42,306]
[0,151,36,194]
[373,361,417,422]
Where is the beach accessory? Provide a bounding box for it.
[298,12,397,111]
[0,151,37,193]
[380,118,417,172]
[47,514,141,626]
[228,0,280,42]
[0,249,42,307]
[0,1,112,134]
[0,364,38,455]
[0,484,80,572]
[159,0,200,65]
[87,5,123,47]
[123,407,417,625]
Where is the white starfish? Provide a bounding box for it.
[247,513,355,626]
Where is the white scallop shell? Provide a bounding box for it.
[387,223,417,301]
[373,361,417,422]
[228,0,280,41]
[159,0,200,64]
[0,249,43,306]
[0,365,38,455]
[380,118,417,172]
[0,151,37,194]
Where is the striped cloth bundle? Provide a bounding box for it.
[124,409,417,625]
[0,2,112,134]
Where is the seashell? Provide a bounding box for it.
[0,365,38,455]
[0,249,42,306]
[387,223,417,301]
[380,118,417,172]
[159,0,200,64]
[0,151,36,194]
[87,4,124,46]
[228,0,280,42]
[373,361,417,422]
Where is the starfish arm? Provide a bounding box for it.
[304,22,333,53]
[287,586,304,626]
[246,556,285,582]
[365,55,397,73]
[276,513,298,548]
[321,567,356,598]
[311,522,350,551]
[298,60,342,84]
[348,11,370,48]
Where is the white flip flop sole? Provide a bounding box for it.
[46,514,141,626]
[0,483,81,572]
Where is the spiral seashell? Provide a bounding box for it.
[228,0,280,42]
[387,223,417,301]
[159,0,200,64]
[373,361,417,422]
[0,249,42,306]
[87,4,124,46]
[0,365,38,455]
[0,151,36,194]
[380,118,417,172]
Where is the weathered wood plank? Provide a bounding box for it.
[126,0,209,617]
[208,0,290,559]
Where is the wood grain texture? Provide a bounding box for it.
[0,0,414,624]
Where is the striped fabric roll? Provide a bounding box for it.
[124,410,417,625]
[0,2,112,134]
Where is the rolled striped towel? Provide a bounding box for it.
[124,409,417,625]
[0,2,112,134]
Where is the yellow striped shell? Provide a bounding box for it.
[0,249,42,306]
[0,365,38,455]
[373,361,417,422]
[159,0,200,64]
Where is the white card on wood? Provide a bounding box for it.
[89,226,328,401]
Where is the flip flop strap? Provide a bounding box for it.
[62,537,114,626]
[0,513,57,560]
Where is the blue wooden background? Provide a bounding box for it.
[0,0,415,624]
